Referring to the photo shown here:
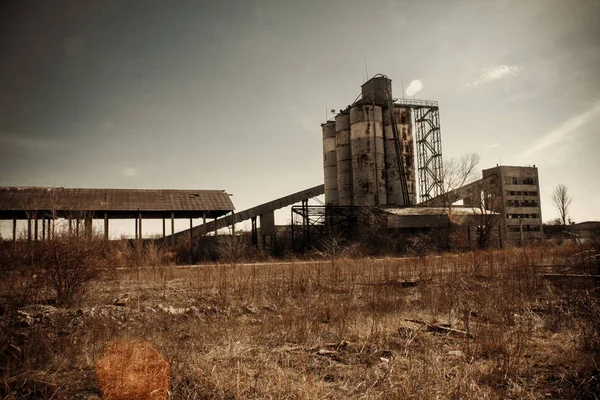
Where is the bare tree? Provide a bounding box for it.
[441,153,481,197]
[468,179,503,249]
[552,184,572,226]
[430,153,502,249]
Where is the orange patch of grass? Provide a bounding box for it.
[96,338,169,400]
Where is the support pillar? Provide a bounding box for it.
[42,219,46,241]
[170,212,175,246]
[189,217,193,262]
[138,212,142,240]
[290,209,295,251]
[76,219,80,238]
[214,218,218,236]
[135,218,138,240]
[251,217,258,247]
[34,217,38,242]
[231,211,235,236]
[162,218,166,244]
[68,218,72,235]
[27,215,32,243]
[104,212,109,240]
[49,218,53,240]
[12,219,16,242]
[202,212,207,236]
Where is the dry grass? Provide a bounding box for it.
[96,338,169,400]
[1,243,599,399]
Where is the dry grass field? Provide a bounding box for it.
[1,241,599,399]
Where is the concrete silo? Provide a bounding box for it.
[335,112,353,206]
[349,105,386,206]
[322,121,338,205]
[400,109,417,204]
[383,106,416,206]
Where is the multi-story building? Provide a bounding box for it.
[482,165,543,243]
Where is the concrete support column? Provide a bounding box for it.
[104,212,109,240]
[138,212,142,240]
[202,212,206,236]
[251,217,258,247]
[214,218,218,236]
[162,218,166,244]
[42,219,46,241]
[189,217,193,262]
[12,219,16,242]
[135,218,138,240]
[76,219,80,238]
[68,218,72,235]
[34,217,38,242]
[27,215,32,243]
[231,211,235,236]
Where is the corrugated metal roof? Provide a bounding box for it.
[0,187,235,213]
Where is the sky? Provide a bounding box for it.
[1,0,599,237]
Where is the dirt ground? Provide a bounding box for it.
[1,246,599,399]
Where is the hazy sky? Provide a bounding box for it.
[1,0,599,236]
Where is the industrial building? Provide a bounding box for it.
[315,75,544,247]
[0,187,234,242]
[483,165,543,242]
[0,74,545,251]
[322,74,437,208]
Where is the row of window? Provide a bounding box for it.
[503,177,536,185]
[506,200,538,207]
[506,191,538,196]
[508,225,541,232]
[507,213,539,219]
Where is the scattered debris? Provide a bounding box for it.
[242,304,259,314]
[16,305,60,327]
[359,278,432,288]
[114,294,130,307]
[405,319,473,339]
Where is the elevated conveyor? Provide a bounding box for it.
[166,184,324,242]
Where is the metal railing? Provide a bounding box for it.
[394,98,439,108]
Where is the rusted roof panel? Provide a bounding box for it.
[0,187,235,213]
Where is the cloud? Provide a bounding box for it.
[520,100,600,157]
[405,80,422,97]
[486,143,499,149]
[468,65,522,87]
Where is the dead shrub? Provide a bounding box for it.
[34,234,105,307]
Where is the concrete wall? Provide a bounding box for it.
[483,165,543,243]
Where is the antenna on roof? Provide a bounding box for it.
[401,76,405,99]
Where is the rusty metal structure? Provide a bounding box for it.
[397,98,443,202]
[322,74,443,206]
